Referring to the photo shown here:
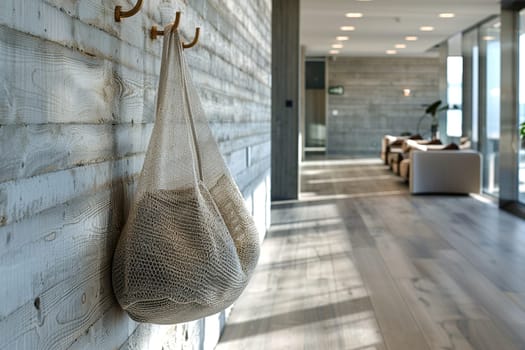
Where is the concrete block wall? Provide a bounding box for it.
[0,0,271,349]
[326,57,440,156]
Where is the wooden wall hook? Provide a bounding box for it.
[115,0,143,22]
[150,11,181,40]
[150,12,200,50]
[182,27,200,49]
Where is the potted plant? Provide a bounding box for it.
[425,100,448,140]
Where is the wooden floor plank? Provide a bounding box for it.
[352,247,432,350]
[437,250,525,348]
[217,157,525,350]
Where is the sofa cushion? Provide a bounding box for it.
[409,150,481,194]
[443,142,459,150]
[408,134,423,140]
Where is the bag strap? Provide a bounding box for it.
[181,64,204,182]
[170,28,204,182]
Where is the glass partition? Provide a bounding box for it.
[480,18,501,196]
[447,56,463,139]
[462,28,479,150]
[519,10,525,203]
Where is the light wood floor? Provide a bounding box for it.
[216,157,525,350]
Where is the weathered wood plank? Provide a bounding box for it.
[507,292,525,312]
[220,158,525,350]
[0,2,271,101]
[0,155,143,226]
[0,264,121,350]
[351,247,431,350]
[397,277,477,350]
[0,124,152,183]
[414,259,490,320]
[214,124,270,151]
[0,24,270,127]
[115,322,180,350]
[0,184,130,350]
[1,0,272,348]
[0,26,269,127]
[0,1,149,72]
[0,149,268,230]
[414,196,525,292]
[437,249,525,346]
[0,25,157,125]
[233,153,270,188]
[0,185,130,318]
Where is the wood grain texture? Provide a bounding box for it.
[0,124,152,183]
[0,0,271,348]
[0,155,143,226]
[217,157,525,350]
[0,186,129,318]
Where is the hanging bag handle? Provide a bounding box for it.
[136,24,201,198]
[174,30,228,188]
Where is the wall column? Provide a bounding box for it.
[271,0,301,200]
[499,8,520,206]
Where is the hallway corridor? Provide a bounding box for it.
[216,158,525,350]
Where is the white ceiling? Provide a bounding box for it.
[300,0,500,57]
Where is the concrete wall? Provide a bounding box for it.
[326,57,440,156]
[0,0,271,349]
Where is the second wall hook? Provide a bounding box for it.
[150,11,181,40]
[115,0,143,22]
[150,11,200,50]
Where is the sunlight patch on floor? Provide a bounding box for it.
[306,175,393,185]
[299,190,405,202]
[301,158,383,167]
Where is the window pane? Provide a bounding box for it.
[480,18,500,196]
[519,10,525,203]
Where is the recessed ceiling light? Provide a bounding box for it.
[329,50,340,54]
[439,13,455,18]
[386,50,397,55]
[482,35,496,41]
[420,26,435,31]
[340,26,356,31]
[346,13,363,18]
[395,44,407,49]
[405,36,418,41]
[332,44,343,49]
[494,22,501,28]
[336,36,349,41]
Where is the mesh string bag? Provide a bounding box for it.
[111,24,260,324]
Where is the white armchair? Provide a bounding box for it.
[409,150,482,194]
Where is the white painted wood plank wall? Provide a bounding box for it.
[0,0,271,349]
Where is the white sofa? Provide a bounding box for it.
[409,149,482,194]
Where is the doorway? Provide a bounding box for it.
[305,59,327,153]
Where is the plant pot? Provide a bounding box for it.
[430,124,438,141]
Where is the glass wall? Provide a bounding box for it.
[462,28,479,150]
[462,12,525,216]
[519,10,525,203]
[480,18,501,196]
[447,56,463,138]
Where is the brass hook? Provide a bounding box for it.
[115,0,143,22]
[150,12,200,50]
[150,11,181,40]
[182,27,200,49]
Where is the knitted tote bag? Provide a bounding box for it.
[112,24,260,324]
